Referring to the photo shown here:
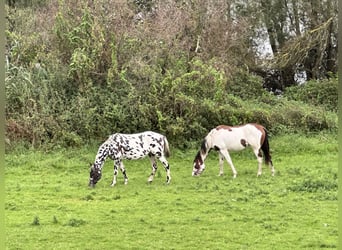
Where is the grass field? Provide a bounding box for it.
[5,133,337,249]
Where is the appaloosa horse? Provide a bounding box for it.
[192,123,275,178]
[89,131,171,187]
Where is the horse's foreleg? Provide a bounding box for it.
[218,153,224,176]
[111,160,120,186]
[119,162,128,185]
[158,156,171,184]
[220,150,237,178]
[148,156,157,183]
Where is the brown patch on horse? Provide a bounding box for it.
[252,123,266,145]
[240,139,247,147]
[216,125,232,131]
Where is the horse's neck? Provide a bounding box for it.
[200,136,211,161]
[200,150,209,162]
[94,145,110,170]
[197,147,210,163]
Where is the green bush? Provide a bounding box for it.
[227,70,265,99]
[5,2,338,149]
[284,77,338,112]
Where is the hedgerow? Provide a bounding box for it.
[5,1,337,149]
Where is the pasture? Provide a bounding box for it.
[5,134,337,249]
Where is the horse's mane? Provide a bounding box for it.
[201,131,213,154]
[200,139,207,154]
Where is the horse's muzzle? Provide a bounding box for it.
[192,171,199,176]
[88,180,95,188]
[192,168,204,176]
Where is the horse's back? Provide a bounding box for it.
[118,131,164,139]
[210,124,264,151]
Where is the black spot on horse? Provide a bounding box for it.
[240,139,247,147]
[258,150,262,157]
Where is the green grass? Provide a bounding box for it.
[5,134,338,249]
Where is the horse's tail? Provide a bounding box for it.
[163,136,171,158]
[261,128,273,166]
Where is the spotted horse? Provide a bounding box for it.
[89,131,171,187]
[192,123,275,178]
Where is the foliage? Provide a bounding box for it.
[242,0,337,88]
[5,1,338,149]
[284,77,338,112]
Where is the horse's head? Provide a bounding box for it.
[89,164,102,187]
[192,152,205,176]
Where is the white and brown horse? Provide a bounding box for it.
[192,123,275,178]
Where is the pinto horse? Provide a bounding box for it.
[192,123,275,178]
[89,131,171,187]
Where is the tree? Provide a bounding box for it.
[238,0,338,91]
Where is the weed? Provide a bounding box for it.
[52,216,59,224]
[113,195,121,200]
[289,178,337,192]
[65,218,87,227]
[31,216,40,226]
[83,194,94,201]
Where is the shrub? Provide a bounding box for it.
[5,2,338,149]
[227,70,265,99]
[284,77,338,112]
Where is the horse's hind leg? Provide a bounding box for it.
[253,148,263,177]
[111,160,120,186]
[220,150,237,178]
[119,162,128,185]
[158,155,171,184]
[148,155,157,183]
[269,161,275,176]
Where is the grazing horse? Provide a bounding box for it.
[89,131,171,187]
[192,123,275,178]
